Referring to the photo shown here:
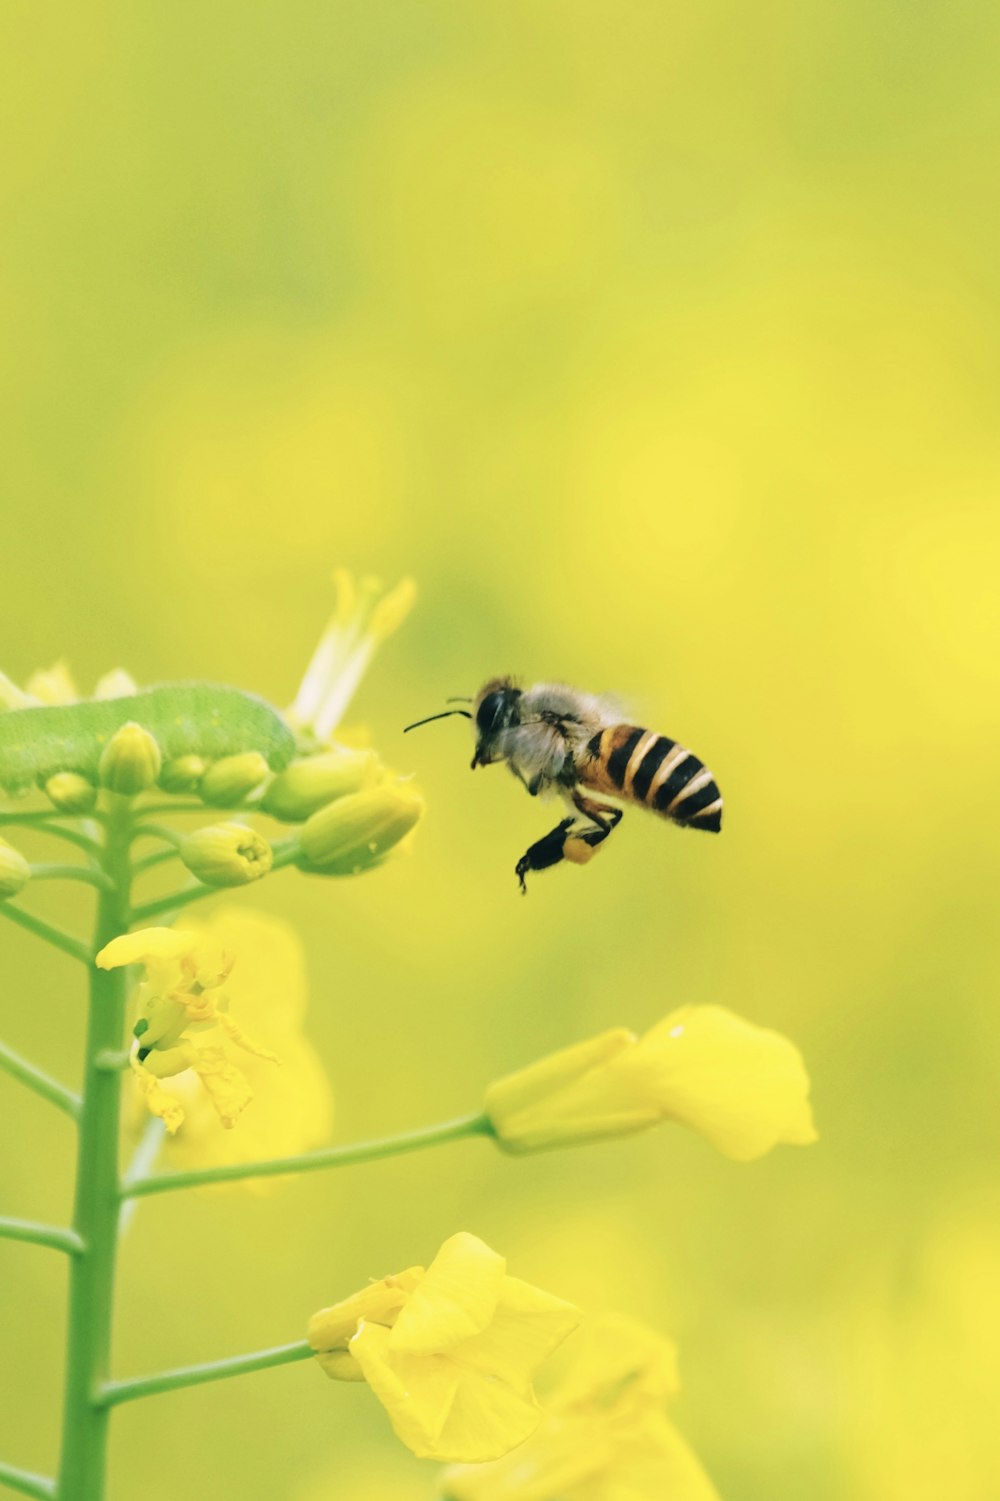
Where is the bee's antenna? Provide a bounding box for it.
[403,709,473,732]
[445,696,473,704]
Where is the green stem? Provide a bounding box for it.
[97,1340,312,1409]
[0,1219,84,1256]
[0,904,91,965]
[128,883,215,922]
[56,807,132,1501]
[131,823,183,849]
[0,1040,80,1119]
[131,848,179,876]
[122,1111,494,1197]
[0,815,101,856]
[0,1460,56,1500]
[29,864,112,892]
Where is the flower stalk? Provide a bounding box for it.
[56,804,132,1501]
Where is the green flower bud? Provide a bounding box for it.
[159,755,208,794]
[179,822,273,886]
[44,771,97,813]
[0,839,31,900]
[261,749,378,822]
[299,783,424,876]
[198,752,270,807]
[98,722,162,795]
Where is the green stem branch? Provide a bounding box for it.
[122,1112,494,1197]
[0,1040,80,1119]
[128,883,217,922]
[29,864,112,893]
[97,1340,312,1409]
[0,815,101,856]
[0,904,91,965]
[0,1219,84,1255]
[0,1460,56,1500]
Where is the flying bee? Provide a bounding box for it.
[404,678,723,891]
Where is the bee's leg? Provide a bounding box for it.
[515,817,576,893]
[571,792,624,848]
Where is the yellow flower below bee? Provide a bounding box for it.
[101,909,333,1173]
[97,923,279,1134]
[308,1231,580,1463]
[441,1313,720,1501]
[485,1004,817,1161]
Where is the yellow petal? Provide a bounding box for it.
[554,1314,680,1412]
[628,1006,818,1161]
[189,1043,253,1128]
[486,1030,636,1121]
[215,1010,280,1064]
[96,928,194,971]
[351,1321,543,1463]
[309,1267,425,1353]
[591,1412,722,1501]
[25,661,79,705]
[349,1321,462,1456]
[130,1054,186,1135]
[448,1276,580,1392]
[441,1413,613,1501]
[390,1233,505,1356]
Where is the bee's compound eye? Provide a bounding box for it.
[476,691,508,735]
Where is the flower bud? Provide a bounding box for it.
[0,839,31,899]
[261,749,378,822]
[198,752,270,806]
[98,722,162,795]
[299,783,424,876]
[179,822,273,886]
[158,755,208,794]
[44,771,97,813]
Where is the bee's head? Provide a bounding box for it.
[471,679,521,769]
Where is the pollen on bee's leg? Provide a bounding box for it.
[562,835,602,865]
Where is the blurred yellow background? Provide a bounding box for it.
[2,2,999,1498]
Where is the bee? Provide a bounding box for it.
[404,678,722,891]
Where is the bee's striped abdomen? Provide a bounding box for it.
[583,725,723,833]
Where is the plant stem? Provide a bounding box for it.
[0,1460,56,1500]
[0,1219,84,1256]
[128,883,215,923]
[0,815,101,856]
[0,1040,80,1119]
[0,905,91,965]
[29,864,112,892]
[56,806,132,1501]
[122,1111,494,1197]
[97,1340,312,1409]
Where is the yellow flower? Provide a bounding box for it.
[145,908,334,1177]
[287,569,416,743]
[485,1005,817,1162]
[441,1314,720,1501]
[308,1231,580,1463]
[97,922,281,1135]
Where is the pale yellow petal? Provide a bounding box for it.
[309,1268,425,1352]
[189,1044,253,1128]
[351,1321,544,1464]
[349,1321,462,1456]
[579,1413,722,1501]
[130,1054,186,1134]
[449,1276,580,1392]
[554,1314,680,1412]
[96,928,194,971]
[441,1414,613,1501]
[390,1233,505,1356]
[25,661,79,705]
[215,1009,281,1064]
[627,1006,818,1161]
[486,1030,636,1122]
